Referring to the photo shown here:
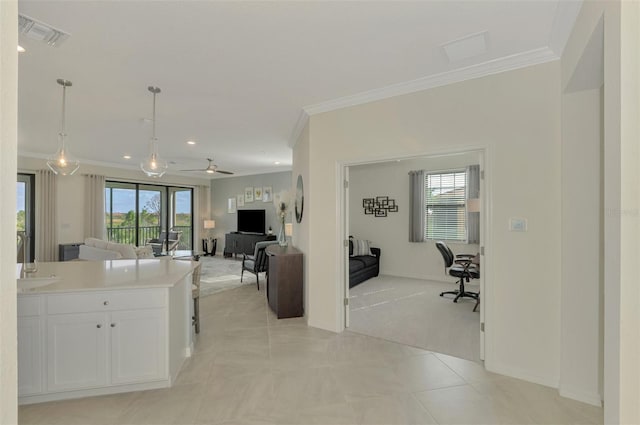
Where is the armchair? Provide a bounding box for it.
[241,240,279,290]
[146,230,182,255]
[436,241,479,304]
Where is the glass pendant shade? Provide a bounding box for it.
[47,79,79,176]
[47,133,80,176]
[140,137,168,178]
[140,86,167,178]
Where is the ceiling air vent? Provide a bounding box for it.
[18,14,70,47]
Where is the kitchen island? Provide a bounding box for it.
[17,259,195,405]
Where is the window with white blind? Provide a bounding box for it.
[425,170,467,241]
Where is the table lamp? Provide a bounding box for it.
[203,220,216,256]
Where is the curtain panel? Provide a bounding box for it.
[36,170,57,261]
[467,164,480,244]
[408,170,425,242]
[195,185,210,244]
[84,174,106,240]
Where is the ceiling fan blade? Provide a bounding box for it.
[215,170,234,175]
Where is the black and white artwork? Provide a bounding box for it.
[363,196,398,217]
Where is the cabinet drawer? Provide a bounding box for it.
[18,296,43,317]
[47,289,166,315]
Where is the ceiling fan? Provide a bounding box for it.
[179,158,234,175]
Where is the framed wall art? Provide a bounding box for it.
[244,187,254,203]
[262,186,272,202]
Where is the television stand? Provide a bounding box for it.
[223,233,276,257]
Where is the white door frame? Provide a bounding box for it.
[337,145,492,362]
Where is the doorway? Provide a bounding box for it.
[340,149,487,363]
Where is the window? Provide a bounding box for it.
[425,170,467,241]
[105,182,193,249]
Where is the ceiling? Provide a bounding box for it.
[17,1,580,179]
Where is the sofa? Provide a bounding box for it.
[349,239,381,288]
[78,238,155,261]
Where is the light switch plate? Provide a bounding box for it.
[509,218,527,232]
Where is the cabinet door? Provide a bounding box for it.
[47,313,108,391]
[18,317,43,395]
[110,309,167,384]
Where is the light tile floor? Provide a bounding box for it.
[19,282,603,425]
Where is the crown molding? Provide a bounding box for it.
[302,47,558,116]
[548,0,583,56]
[288,110,309,149]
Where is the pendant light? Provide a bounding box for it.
[46,79,79,176]
[140,86,168,178]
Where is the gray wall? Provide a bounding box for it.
[211,171,292,252]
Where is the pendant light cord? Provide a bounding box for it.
[151,90,156,140]
[60,83,66,136]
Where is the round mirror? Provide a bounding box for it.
[295,175,304,223]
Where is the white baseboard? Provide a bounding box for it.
[559,385,603,407]
[485,360,559,389]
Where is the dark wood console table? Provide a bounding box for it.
[223,233,276,257]
[266,245,303,319]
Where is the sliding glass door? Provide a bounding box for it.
[105,182,192,249]
[17,173,35,262]
[170,188,193,250]
[138,186,166,246]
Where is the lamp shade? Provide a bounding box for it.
[284,223,293,237]
[204,220,215,229]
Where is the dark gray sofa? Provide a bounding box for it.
[349,241,381,288]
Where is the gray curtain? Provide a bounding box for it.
[83,174,106,240]
[467,164,480,244]
[36,170,57,261]
[408,170,425,242]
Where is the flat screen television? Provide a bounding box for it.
[237,209,265,234]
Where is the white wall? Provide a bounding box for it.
[297,61,563,388]
[292,123,310,318]
[561,2,640,422]
[17,156,210,245]
[349,154,480,282]
[560,88,603,406]
[0,1,18,422]
[210,172,293,251]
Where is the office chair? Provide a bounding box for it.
[436,241,479,304]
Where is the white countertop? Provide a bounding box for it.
[17,259,196,294]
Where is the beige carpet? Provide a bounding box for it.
[349,275,481,363]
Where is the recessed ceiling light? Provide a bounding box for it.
[17,45,25,53]
[186,140,196,145]
[123,155,131,159]
[274,161,280,165]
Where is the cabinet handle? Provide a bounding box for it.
[103,301,109,306]
[96,324,102,329]
[110,323,116,328]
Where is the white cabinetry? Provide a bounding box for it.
[46,313,108,391]
[17,296,44,396]
[17,283,187,405]
[110,309,166,384]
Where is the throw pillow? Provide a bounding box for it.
[351,238,373,256]
[135,245,155,259]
